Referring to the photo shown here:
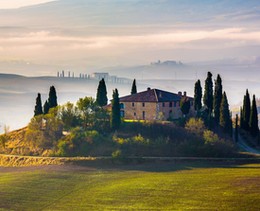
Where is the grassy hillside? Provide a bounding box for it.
[0,161,259,210]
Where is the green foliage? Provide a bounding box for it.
[194,79,202,111]
[59,102,80,130]
[25,109,63,151]
[203,72,213,114]
[180,97,191,116]
[112,149,122,159]
[43,100,50,114]
[203,130,219,144]
[34,93,43,116]
[96,78,108,106]
[242,89,251,131]
[77,97,96,129]
[111,89,121,130]
[220,92,231,134]
[235,114,239,142]
[185,118,205,136]
[48,86,58,109]
[213,74,222,124]
[249,95,259,137]
[131,79,137,95]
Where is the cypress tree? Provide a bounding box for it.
[96,78,108,106]
[250,95,259,137]
[243,89,251,131]
[194,79,202,111]
[34,93,43,116]
[220,92,231,134]
[180,97,191,117]
[235,114,239,142]
[240,106,244,129]
[213,74,222,124]
[111,89,121,130]
[48,86,58,109]
[203,72,213,114]
[131,79,137,95]
[43,100,50,114]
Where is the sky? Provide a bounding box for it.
[0,0,54,9]
[0,0,259,75]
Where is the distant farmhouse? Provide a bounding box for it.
[118,88,194,121]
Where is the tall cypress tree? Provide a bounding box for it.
[243,89,251,131]
[96,78,108,106]
[34,93,43,116]
[194,79,202,111]
[220,92,231,134]
[48,86,58,109]
[111,89,121,130]
[250,95,259,137]
[43,100,50,114]
[203,72,213,114]
[235,114,239,142]
[240,106,244,129]
[213,74,222,124]
[131,79,137,95]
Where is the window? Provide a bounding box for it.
[142,102,145,107]
[162,102,165,107]
[169,102,173,107]
[132,102,135,107]
[142,111,145,120]
[120,103,125,109]
[134,112,136,116]
[120,111,125,117]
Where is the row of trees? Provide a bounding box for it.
[34,86,58,116]
[240,90,259,137]
[194,72,232,136]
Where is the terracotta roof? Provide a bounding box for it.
[120,89,193,102]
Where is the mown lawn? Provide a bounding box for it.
[0,162,259,210]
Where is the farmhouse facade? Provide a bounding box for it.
[119,88,194,121]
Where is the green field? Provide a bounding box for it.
[0,161,259,210]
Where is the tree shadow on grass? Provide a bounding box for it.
[69,159,260,173]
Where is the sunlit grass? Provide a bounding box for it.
[0,162,259,210]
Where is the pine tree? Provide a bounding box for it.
[235,114,239,142]
[203,72,213,114]
[249,95,259,137]
[243,89,251,131]
[194,79,202,111]
[34,93,43,116]
[220,92,231,134]
[111,89,121,130]
[96,78,108,106]
[213,74,222,124]
[131,79,137,95]
[43,100,50,114]
[48,86,58,109]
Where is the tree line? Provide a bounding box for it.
[194,72,232,136]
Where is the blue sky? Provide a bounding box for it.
[0,0,259,74]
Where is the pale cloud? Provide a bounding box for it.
[1,28,260,48]
[0,0,55,9]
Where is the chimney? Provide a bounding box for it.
[178,91,182,96]
[147,87,151,91]
[184,91,187,97]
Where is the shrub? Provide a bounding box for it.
[185,118,205,135]
[203,130,219,144]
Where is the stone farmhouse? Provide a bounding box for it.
[119,88,194,121]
